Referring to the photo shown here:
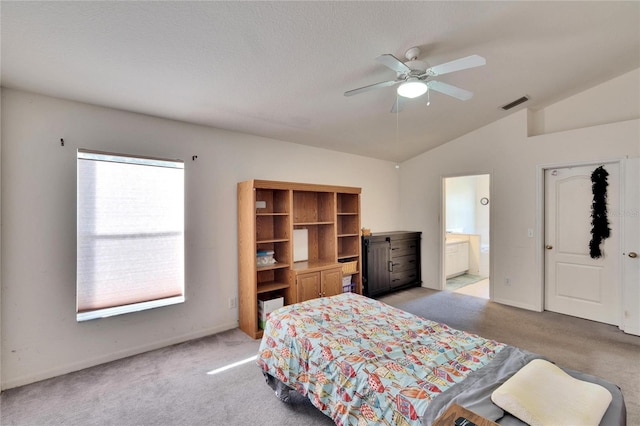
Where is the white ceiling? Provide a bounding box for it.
[2,1,639,162]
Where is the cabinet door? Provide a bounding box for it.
[364,239,391,297]
[445,244,458,277]
[297,272,321,303]
[322,267,343,297]
[459,242,470,273]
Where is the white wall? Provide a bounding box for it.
[0,86,3,385]
[400,69,640,315]
[530,69,640,136]
[0,88,401,389]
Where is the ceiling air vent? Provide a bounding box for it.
[501,95,529,111]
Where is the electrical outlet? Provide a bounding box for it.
[505,278,511,286]
[228,296,237,309]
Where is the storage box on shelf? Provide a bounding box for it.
[256,250,276,266]
[342,274,355,293]
[342,283,355,293]
[258,296,284,329]
[238,180,362,339]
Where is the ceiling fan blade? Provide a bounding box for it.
[390,96,407,113]
[375,54,412,74]
[428,55,486,76]
[427,81,474,101]
[344,79,399,97]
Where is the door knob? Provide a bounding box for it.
[545,245,553,250]
[629,252,638,258]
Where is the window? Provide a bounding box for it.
[76,149,185,321]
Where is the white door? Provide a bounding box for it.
[622,158,640,335]
[544,163,620,325]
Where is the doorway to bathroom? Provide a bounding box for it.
[442,174,490,299]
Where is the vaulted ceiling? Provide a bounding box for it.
[2,1,638,162]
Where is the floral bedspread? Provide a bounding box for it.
[257,292,505,426]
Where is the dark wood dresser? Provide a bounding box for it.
[362,231,421,297]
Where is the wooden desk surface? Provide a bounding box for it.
[432,403,499,426]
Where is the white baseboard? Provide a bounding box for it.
[492,297,541,312]
[1,321,239,390]
[620,324,640,336]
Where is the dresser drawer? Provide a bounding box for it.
[390,240,419,258]
[390,269,419,288]
[391,254,417,273]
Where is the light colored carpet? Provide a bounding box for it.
[1,287,638,425]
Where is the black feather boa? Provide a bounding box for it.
[589,166,610,258]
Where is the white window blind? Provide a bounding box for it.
[77,149,185,321]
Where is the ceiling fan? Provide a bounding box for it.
[344,47,486,112]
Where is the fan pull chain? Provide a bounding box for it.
[395,96,401,169]
[396,95,400,147]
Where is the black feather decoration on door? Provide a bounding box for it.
[589,166,610,258]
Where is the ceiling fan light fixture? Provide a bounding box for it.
[397,79,428,98]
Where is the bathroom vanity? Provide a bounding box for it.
[445,239,470,278]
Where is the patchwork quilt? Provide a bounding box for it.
[257,292,505,426]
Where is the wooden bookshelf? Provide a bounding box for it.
[237,180,361,339]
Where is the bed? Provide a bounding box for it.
[257,292,625,426]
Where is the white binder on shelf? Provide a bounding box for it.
[293,228,308,262]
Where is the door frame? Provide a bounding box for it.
[440,172,493,299]
[536,158,626,324]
